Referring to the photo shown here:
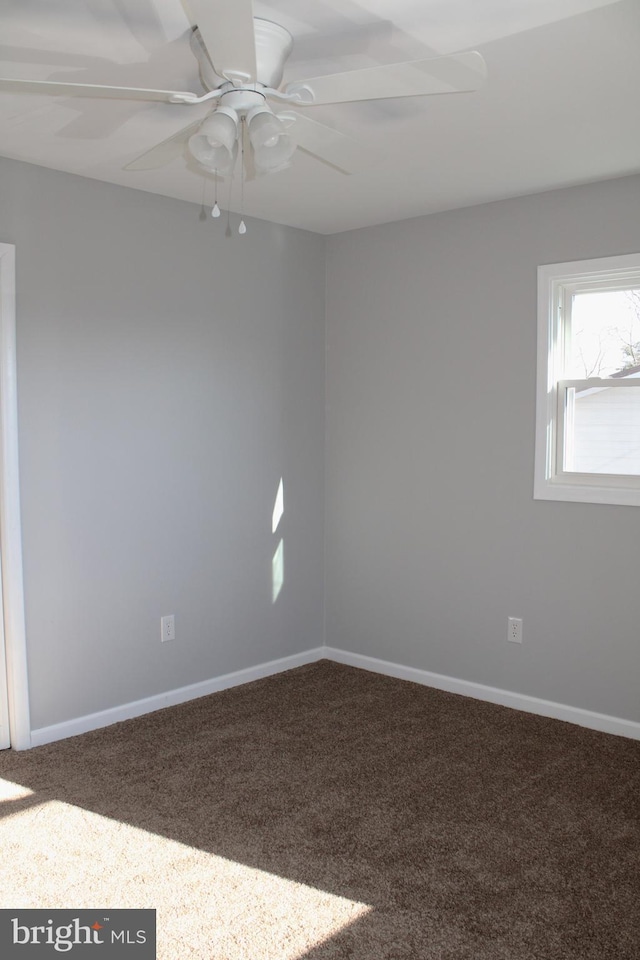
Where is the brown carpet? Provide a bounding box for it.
[0,659,638,959]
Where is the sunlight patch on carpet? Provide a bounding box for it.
[0,794,372,959]
[0,777,35,801]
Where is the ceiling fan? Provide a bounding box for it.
[0,0,487,178]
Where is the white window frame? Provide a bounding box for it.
[534,252,640,507]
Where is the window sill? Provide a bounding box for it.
[534,475,640,507]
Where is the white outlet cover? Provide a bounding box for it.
[507,617,523,644]
[161,615,175,642]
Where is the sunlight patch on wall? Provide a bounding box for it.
[272,477,284,602]
[272,477,284,534]
[0,796,372,959]
[272,539,284,603]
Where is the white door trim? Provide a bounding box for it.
[0,243,30,749]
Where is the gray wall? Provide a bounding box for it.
[1,158,326,730]
[325,175,640,723]
[4,158,639,734]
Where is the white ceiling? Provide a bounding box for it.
[1,0,638,234]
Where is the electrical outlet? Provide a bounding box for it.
[507,617,523,644]
[161,615,175,643]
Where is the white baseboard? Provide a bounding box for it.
[29,647,325,748]
[29,644,640,748]
[325,647,640,742]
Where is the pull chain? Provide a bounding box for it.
[211,169,221,218]
[225,168,233,238]
[238,118,247,235]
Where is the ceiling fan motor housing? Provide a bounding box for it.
[191,19,293,92]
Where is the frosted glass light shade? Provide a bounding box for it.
[247,108,296,173]
[189,108,239,174]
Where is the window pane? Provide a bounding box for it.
[569,290,640,379]
[565,385,640,475]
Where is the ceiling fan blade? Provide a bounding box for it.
[110,0,169,54]
[0,45,113,70]
[0,76,199,103]
[124,120,202,170]
[58,102,151,141]
[184,0,257,83]
[288,20,394,64]
[282,112,366,175]
[286,51,487,106]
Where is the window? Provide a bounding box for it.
[534,253,640,506]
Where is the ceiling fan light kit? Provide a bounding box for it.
[0,1,488,223]
[185,19,302,180]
